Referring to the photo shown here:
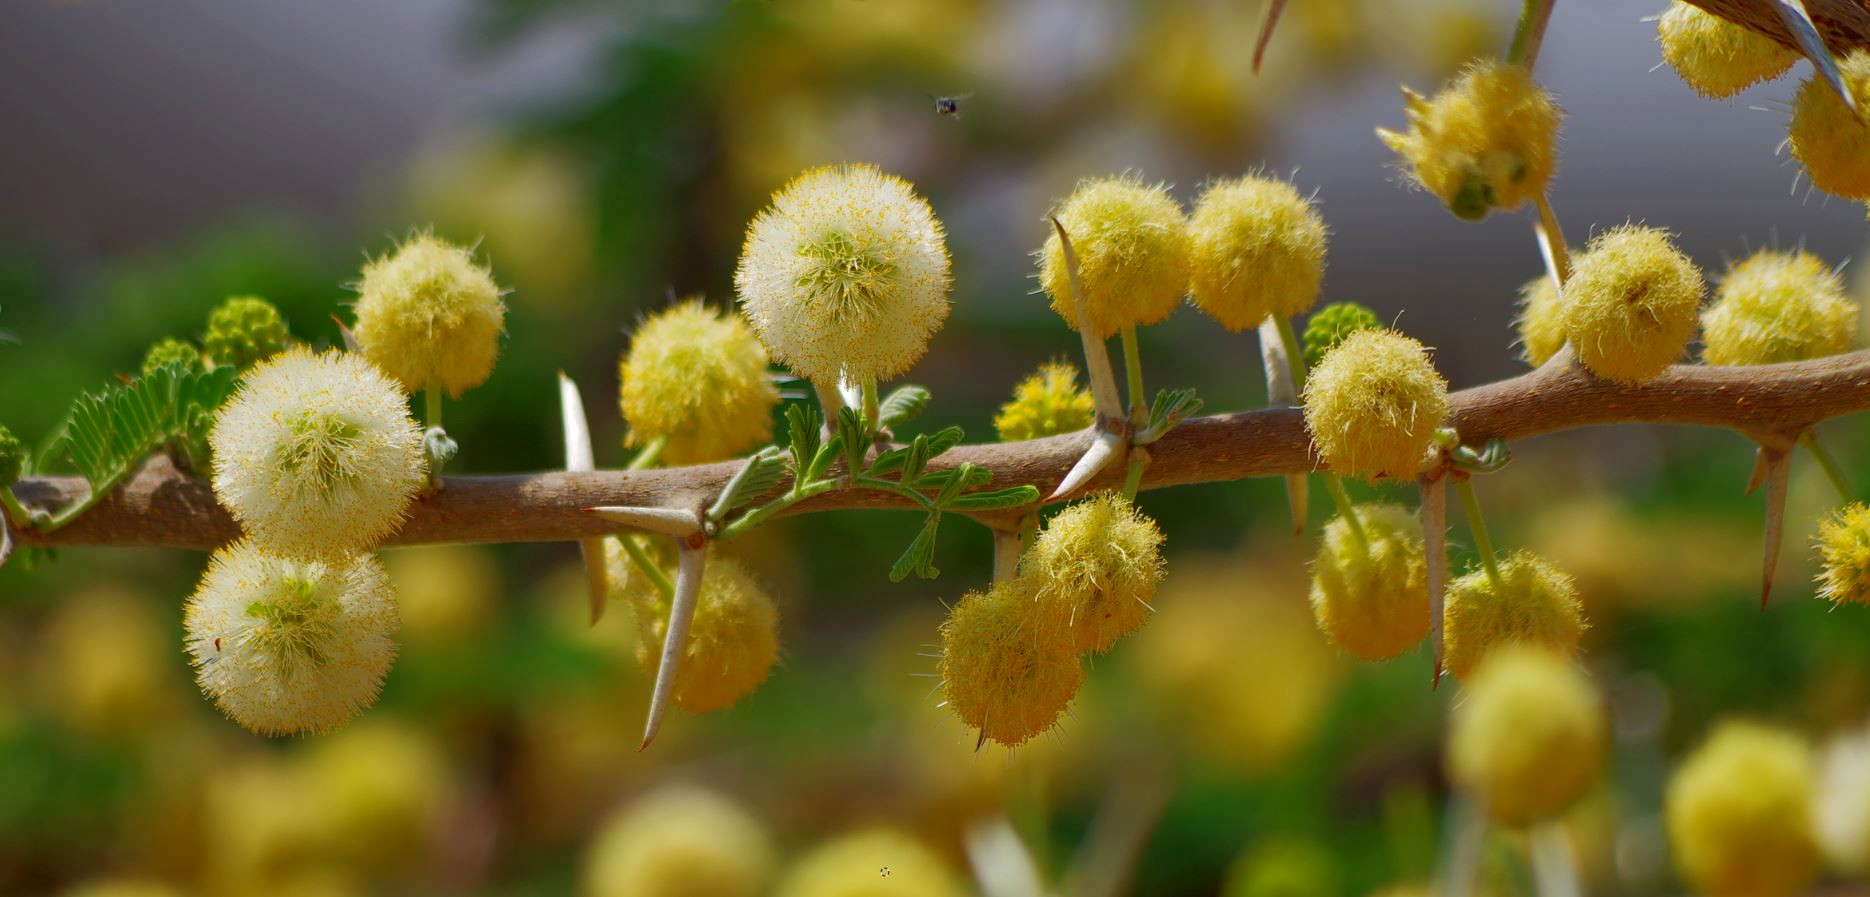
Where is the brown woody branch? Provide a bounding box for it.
[8,348,1869,553]
[1687,0,1870,54]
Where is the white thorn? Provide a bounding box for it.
[1760,448,1792,608]
[1050,427,1126,501]
[1775,0,1855,114]
[965,816,1048,897]
[1050,217,1126,423]
[1259,316,1308,532]
[559,373,609,625]
[1745,445,1771,495]
[1420,474,1449,688]
[642,542,707,750]
[584,505,704,538]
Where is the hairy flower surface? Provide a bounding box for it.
[736,164,952,385]
[1039,175,1191,338]
[1668,721,1818,897]
[1442,550,1585,679]
[1377,60,1561,219]
[1303,302,1382,368]
[1657,1,1799,97]
[1187,174,1328,330]
[205,296,293,370]
[183,541,398,735]
[1022,492,1167,653]
[628,557,780,714]
[1789,50,1870,200]
[1818,502,1870,605]
[618,301,779,465]
[995,360,1096,442]
[142,338,204,376]
[1561,225,1704,383]
[1515,273,1565,366]
[1309,503,1429,660]
[210,347,427,558]
[1703,249,1857,366]
[775,828,967,897]
[353,233,507,397]
[584,786,774,897]
[1446,645,1605,825]
[938,578,1085,747]
[1302,329,1449,481]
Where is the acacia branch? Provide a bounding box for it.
[1687,0,1870,54]
[8,349,1870,552]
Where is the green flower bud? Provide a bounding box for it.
[204,296,292,370]
[1302,301,1383,368]
[0,423,24,487]
[140,338,204,376]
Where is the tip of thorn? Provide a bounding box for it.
[1432,667,1443,690]
[1762,587,1772,610]
[974,729,988,753]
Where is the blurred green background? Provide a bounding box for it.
[4,0,1870,895]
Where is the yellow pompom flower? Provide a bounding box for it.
[583,786,774,897]
[1561,224,1705,383]
[1446,645,1606,825]
[210,347,427,558]
[618,301,779,465]
[735,164,952,386]
[1703,249,1858,365]
[1022,492,1168,653]
[1657,1,1800,97]
[938,578,1085,748]
[776,829,967,897]
[1377,59,1562,220]
[1816,502,1870,605]
[1789,50,1870,200]
[302,719,449,871]
[1309,503,1430,660]
[1302,329,1450,481]
[183,540,399,736]
[1187,174,1329,329]
[1038,175,1191,338]
[59,882,187,897]
[995,360,1096,441]
[628,558,780,713]
[1667,721,1819,897]
[1442,550,1586,679]
[1515,272,1566,366]
[353,232,507,397]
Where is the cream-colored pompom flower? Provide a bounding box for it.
[1561,224,1705,383]
[183,540,399,735]
[1187,174,1329,329]
[619,300,780,465]
[353,232,508,397]
[1039,174,1192,338]
[210,347,428,558]
[1657,1,1799,98]
[735,163,952,387]
[1703,249,1857,366]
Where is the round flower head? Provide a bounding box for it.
[1657,1,1800,97]
[1816,502,1870,605]
[1302,329,1449,481]
[1703,249,1858,366]
[1446,645,1606,825]
[183,540,398,736]
[995,360,1096,442]
[205,296,293,370]
[1515,272,1566,366]
[1309,502,1430,660]
[584,786,775,897]
[1667,721,1819,897]
[141,337,204,376]
[735,164,952,386]
[1186,174,1328,329]
[1561,225,1705,383]
[629,557,780,713]
[1789,51,1870,200]
[1377,59,1562,220]
[618,300,780,465]
[1302,301,1382,368]
[776,828,967,897]
[1442,550,1586,679]
[1038,175,1192,338]
[210,347,427,557]
[353,233,507,397]
[1021,492,1167,653]
[938,578,1085,748]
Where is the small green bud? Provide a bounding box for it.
[0,423,25,487]
[204,296,292,369]
[141,338,204,376]
[1302,301,1383,368]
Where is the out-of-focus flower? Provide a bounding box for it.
[583,786,774,897]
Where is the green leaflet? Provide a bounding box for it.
[50,362,239,516]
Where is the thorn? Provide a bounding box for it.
[1050,427,1126,501]
[1774,0,1856,115]
[1252,0,1288,73]
[1420,474,1449,689]
[975,727,989,753]
[1746,445,1771,495]
[330,314,360,353]
[584,505,704,538]
[1257,317,1308,532]
[559,373,607,625]
[1050,217,1126,423]
[642,543,708,750]
[1760,447,1792,609]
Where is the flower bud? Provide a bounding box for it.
[1039,175,1191,338]
[1023,492,1167,653]
[1302,329,1449,481]
[205,296,293,370]
[1187,174,1328,330]
[1309,503,1430,660]
[995,360,1096,441]
[1789,50,1870,200]
[0,423,24,487]
[1377,60,1561,220]
[619,300,779,465]
[939,577,1084,747]
[1560,224,1704,383]
[1657,1,1798,97]
[354,233,507,397]
[1446,645,1605,825]
[1302,301,1382,368]
[1442,550,1586,679]
[1667,721,1818,897]
[141,338,205,376]
[1703,249,1857,366]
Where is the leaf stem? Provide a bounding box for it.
[715,479,839,541]
[1507,0,1556,71]
[1322,474,1367,548]
[1121,456,1146,501]
[1803,431,1854,502]
[618,533,675,600]
[627,434,668,471]
[854,475,937,511]
[1275,315,1308,391]
[1456,478,1505,591]
[425,387,443,430]
[861,377,880,431]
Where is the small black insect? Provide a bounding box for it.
[214,636,223,652]
[929,93,973,118]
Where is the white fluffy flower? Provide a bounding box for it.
[184,540,399,735]
[210,347,427,557]
[734,163,952,386]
